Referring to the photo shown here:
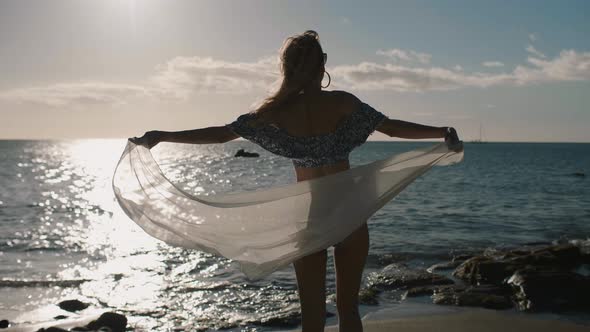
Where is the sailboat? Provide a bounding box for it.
[470,124,486,143]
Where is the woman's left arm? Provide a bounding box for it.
[377,118,447,139]
[133,126,239,149]
[377,119,462,152]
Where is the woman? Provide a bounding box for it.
[134,30,460,332]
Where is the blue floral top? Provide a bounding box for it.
[226,102,387,168]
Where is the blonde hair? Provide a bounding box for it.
[255,30,325,114]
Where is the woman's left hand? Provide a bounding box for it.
[129,130,164,149]
[444,127,463,153]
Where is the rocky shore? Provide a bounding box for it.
[360,241,590,313]
[2,241,589,331]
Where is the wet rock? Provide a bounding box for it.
[58,299,89,312]
[70,327,91,331]
[366,263,454,291]
[453,244,584,285]
[432,284,513,310]
[513,244,583,269]
[453,255,518,285]
[37,328,68,332]
[234,149,259,158]
[507,266,590,312]
[358,287,379,305]
[85,312,127,332]
[427,260,461,273]
[404,286,436,298]
[0,320,9,328]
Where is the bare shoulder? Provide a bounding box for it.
[324,90,361,113]
[326,90,361,104]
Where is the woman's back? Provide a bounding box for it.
[229,90,387,181]
[261,90,360,181]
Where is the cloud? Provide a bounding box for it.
[0,82,149,107]
[0,57,280,107]
[519,50,590,82]
[528,33,537,42]
[376,49,432,64]
[149,56,279,99]
[2,47,589,107]
[332,49,590,92]
[526,44,546,58]
[482,61,504,67]
[331,62,511,91]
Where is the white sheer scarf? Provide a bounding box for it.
[112,141,463,279]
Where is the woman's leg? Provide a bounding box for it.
[293,248,328,331]
[334,222,369,332]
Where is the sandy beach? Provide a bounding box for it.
[291,308,589,332]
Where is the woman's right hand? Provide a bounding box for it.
[129,130,164,149]
[444,127,463,152]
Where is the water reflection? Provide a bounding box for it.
[1,139,310,330]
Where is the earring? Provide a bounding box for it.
[321,71,331,88]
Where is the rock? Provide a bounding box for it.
[86,312,127,332]
[432,284,513,310]
[0,320,8,328]
[453,256,519,285]
[70,327,92,331]
[97,328,113,332]
[358,287,379,305]
[234,149,259,158]
[529,244,583,268]
[58,299,89,312]
[53,315,68,320]
[507,266,590,312]
[453,244,584,285]
[427,260,461,273]
[36,328,68,332]
[404,286,436,298]
[366,263,454,291]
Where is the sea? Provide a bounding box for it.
[0,140,589,331]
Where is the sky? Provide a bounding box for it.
[0,0,589,142]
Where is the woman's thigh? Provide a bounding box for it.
[333,222,369,308]
[293,249,328,316]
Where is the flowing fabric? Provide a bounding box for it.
[112,141,463,279]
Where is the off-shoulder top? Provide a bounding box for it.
[226,102,387,168]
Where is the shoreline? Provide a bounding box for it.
[4,300,589,331]
[288,302,590,332]
[326,310,588,332]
